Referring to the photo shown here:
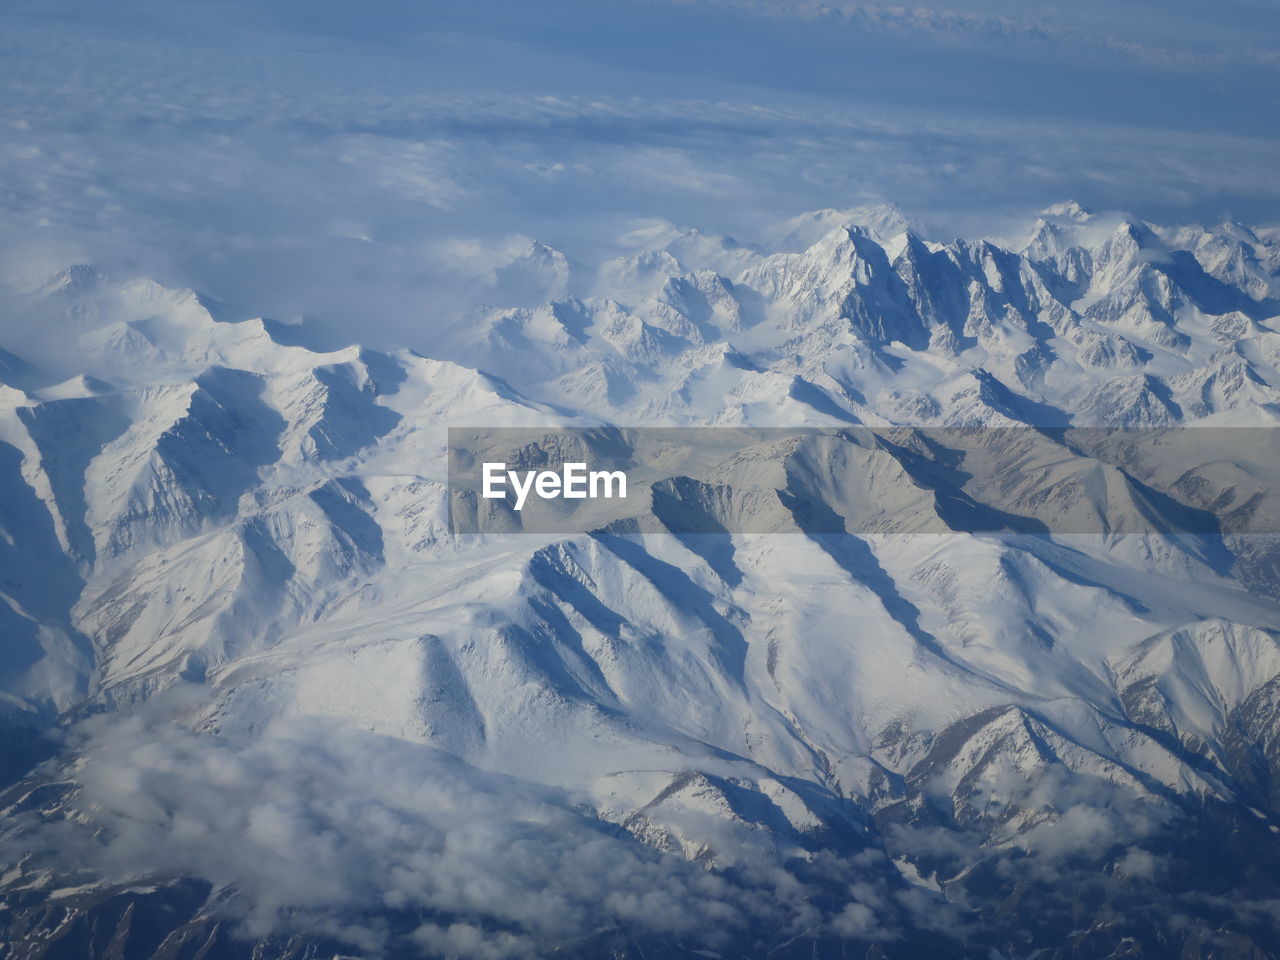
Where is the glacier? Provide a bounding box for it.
[0,205,1279,958]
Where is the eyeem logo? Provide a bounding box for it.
[482,462,628,511]
[451,426,1280,535]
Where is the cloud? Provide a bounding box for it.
[4,686,1275,955]
[636,0,1280,71]
[1,688,888,956]
[1,0,1278,361]
[1114,846,1163,880]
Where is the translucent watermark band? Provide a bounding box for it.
[447,426,1280,536]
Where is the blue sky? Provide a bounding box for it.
[2,0,1277,344]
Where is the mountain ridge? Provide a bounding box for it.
[0,204,1279,958]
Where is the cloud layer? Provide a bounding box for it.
[3,690,887,956]
[1,0,1278,353]
[8,684,1270,957]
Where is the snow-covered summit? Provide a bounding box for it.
[0,207,1279,957]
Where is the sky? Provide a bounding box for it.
[1,0,1278,346]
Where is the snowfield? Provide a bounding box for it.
[1,204,1280,958]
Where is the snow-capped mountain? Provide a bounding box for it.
[1,205,1280,959]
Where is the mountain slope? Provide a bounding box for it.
[0,206,1279,958]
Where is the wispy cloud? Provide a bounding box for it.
[3,690,891,956]
[636,0,1280,71]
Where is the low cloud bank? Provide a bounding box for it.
[4,685,1280,956]
[3,690,908,956]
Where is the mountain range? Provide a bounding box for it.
[1,203,1280,958]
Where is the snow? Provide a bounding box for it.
[1,209,1280,950]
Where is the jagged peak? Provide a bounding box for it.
[797,223,894,268]
[34,263,103,297]
[762,202,916,253]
